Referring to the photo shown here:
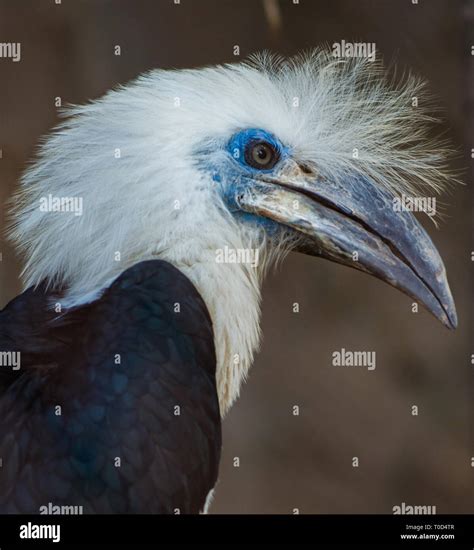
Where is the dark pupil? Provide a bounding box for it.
[253,144,272,165]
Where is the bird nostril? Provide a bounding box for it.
[299,162,314,175]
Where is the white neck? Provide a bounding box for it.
[177,256,262,415]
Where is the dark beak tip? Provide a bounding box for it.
[435,290,457,330]
[440,277,458,330]
[445,307,458,330]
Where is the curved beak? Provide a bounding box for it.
[236,161,457,329]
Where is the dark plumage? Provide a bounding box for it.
[0,260,220,513]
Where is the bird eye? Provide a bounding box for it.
[245,140,279,170]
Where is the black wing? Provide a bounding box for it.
[0,260,221,513]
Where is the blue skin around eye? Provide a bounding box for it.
[225,128,288,174]
[198,129,290,236]
[214,128,288,203]
[220,128,290,236]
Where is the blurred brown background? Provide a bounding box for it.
[0,0,472,513]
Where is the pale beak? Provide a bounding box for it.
[236,160,457,329]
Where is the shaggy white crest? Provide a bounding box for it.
[8,49,455,415]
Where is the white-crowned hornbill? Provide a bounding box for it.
[0,51,457,513]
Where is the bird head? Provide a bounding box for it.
[187,50,456,330]
[206,124,457,330]
[9,50,457,413]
